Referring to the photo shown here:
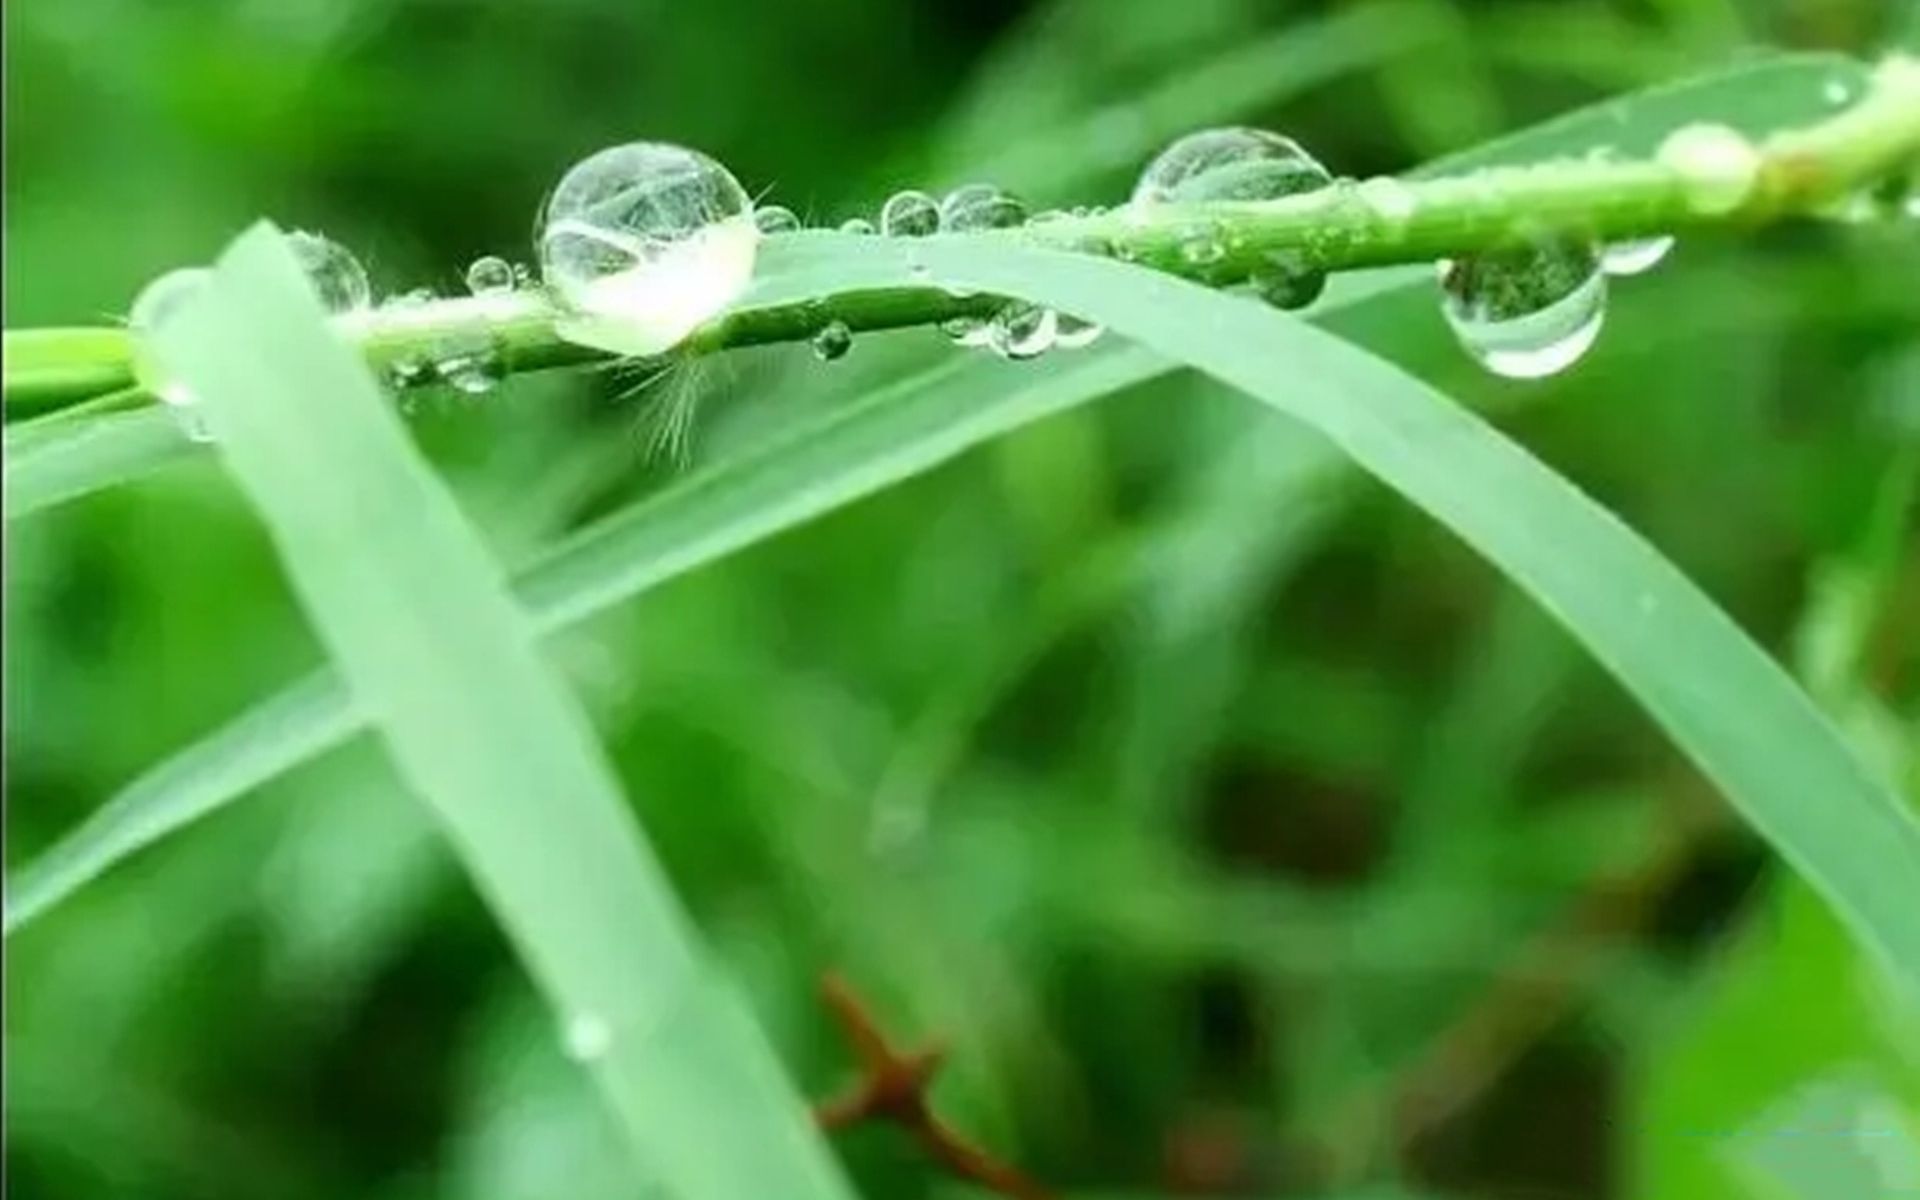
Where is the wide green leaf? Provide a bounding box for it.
[147,224,852,1200]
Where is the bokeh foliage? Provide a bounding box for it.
[5,1,1917,1198]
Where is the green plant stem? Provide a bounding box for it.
[5,55,1916,419]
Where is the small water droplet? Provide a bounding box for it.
[753,204,801,234]
[838,217,876,236]
[1054,313,1105,349]
[385,287,436,309]
[285,230,371,315]
[1439,240,1607,380]
[1657,123,1760,216]
[987,303,1057,360]
[1356,177,1417,225]
[465,254,517,296]
[128,267,215,434]
[941,315,992,348]
[1599,236,1674,277]
[539,141,757,357]
[811,319,853,361]
[939,183,1028,232]
[1251,249,1325,310]
[1132,127,1332,205]
[880,190,940,237]
[1178,229,1227,267]
[563,1013,612,1062]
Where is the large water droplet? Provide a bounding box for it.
[1439,240,1607,380]
[286,230,371,314]
[128,267,215,437]
[1251,249,1326,310]
[539,141,757,357]
[987,303,1057,360]
[753,204,801,234]
[465,254,516,296]
[812,319,853,361]
[880,190,940,237]
[939,183,1028,232]
[1131,127,1332,205]
[1657,124,1760,216]
[1599,236,1674,277]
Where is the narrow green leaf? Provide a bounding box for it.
[3,328,138,415]
[4,405,201,518]
[148,223,852,1200]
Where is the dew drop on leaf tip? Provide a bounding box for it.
[538,141,757,358]
[1439,240,1606,380]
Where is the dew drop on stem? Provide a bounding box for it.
[285,230,372,315]
[538,141,758,357]
[880,190,940,237]
[465,254,516,296]
[811,319,853,362]
[1439,239,1607,380]
[128,266,216,439]
[752,204,800,234]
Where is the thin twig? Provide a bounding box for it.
[813,973,1053,1200]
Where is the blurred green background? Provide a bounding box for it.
[6,1,1919,1198]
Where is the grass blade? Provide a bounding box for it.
[5,404,200,518]
[5,51,1883,933]
[146,223,853,1200]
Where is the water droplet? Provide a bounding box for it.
[941,315,993,348]
[811,319,853,361]
[753,204,801,234]
[465,254,516,295]
[987,303,1057,360]
[939,183,1028,232]
[128,267,215,435]
[385,287,436,309]
[1599,236,1674,277]
[563,1013,612,1062]
[1054,313,1105,349]
[539,141,757,357]
[1178,232,1227,268]
[1131,127,1331,205]
[1252,249,1326,310]
[1356,177,1417,225]
[1439,240,1607,380]
[838,217,876,236]
[880,190,940,237]
[285,230,371,314]
[1656,123,1760,216]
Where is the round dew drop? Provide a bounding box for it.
[1439,240,1607,380]
[1252,249,1326,311]
[1656,123,1760,216]
[839,217,877,235]
[128,267,215,437]
[1599,236,1674,277]
[987,303,1057,360]
[1132,127,1332,206]
[880,190,940,237]
[285,230,371,314]
[812,319,853,362]
[465,254,516,295]
[753,204,801,234]
[539,141,758,357]
[939,183,1029,232]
